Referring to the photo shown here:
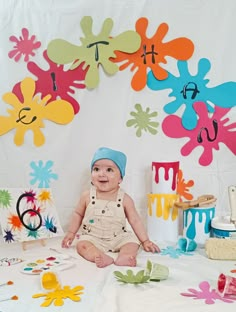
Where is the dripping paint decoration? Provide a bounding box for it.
[0,188,63,244]
[147,193,179,242]
[182,205,215,248]
[147,161,180,243]
[151,161,179,194]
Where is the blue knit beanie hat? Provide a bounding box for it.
[91,147,127,178]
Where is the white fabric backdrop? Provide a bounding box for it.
[0,0,235,234]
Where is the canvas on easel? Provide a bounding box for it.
[0,188,64,244]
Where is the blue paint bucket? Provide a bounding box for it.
[211,216,236,239]
[183,206,215,246]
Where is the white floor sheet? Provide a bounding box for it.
[0,237,236,312]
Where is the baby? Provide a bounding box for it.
[62,147,160,268]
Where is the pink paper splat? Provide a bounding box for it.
[162,102,236,166]
[12,50,88,114]
[8,28,41,62]
[181,281,236,304]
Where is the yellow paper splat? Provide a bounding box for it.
[33,285,84,307]
[32,270,84,306]
[1,77,74,146]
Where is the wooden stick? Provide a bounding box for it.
[21,239,46,250]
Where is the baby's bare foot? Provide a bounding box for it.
[114,255,136,267]
[95,253,114,268]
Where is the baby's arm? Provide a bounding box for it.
[61,190,88,248]
[124,194,160,253]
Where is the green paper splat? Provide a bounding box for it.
[114,269,150,284]
[114,260,169,284]
[47,16,141,89]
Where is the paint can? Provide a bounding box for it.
[183,205,215,246]
[147,193,180,243]
[211,216,236,239]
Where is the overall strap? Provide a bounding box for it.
[90,185,97,201]
[116,188,125,206]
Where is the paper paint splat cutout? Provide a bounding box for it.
[160,246,194,259]
[162,102,236,166]
[147,58,236,130]
[0,77,74,146]
[47,16,141,89]
[181,280,236,304]
[33,270,83,307]
[176,169,194,201]
[29,160,58,188]
[0,188,63,243]
[8,28,41,62]
[126,103,159,137]
[13,50,87,115]
[33,284,84,307]
[111,17,194,91]
[20,256,74,275]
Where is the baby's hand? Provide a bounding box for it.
[142,240,160,253]
[61,232,75,248]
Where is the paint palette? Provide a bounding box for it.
[20,256,74,275]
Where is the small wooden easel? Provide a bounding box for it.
[21,239,46,251]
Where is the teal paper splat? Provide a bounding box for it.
[160,246,194,258]
[147,58,236,130]
[30,160,58,188]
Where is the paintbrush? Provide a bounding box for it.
[49,248,77,260]
[0,295,18,302]
[0,280,14,287]
[173,195,217,210]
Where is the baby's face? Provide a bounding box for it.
[91,159,122,192]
